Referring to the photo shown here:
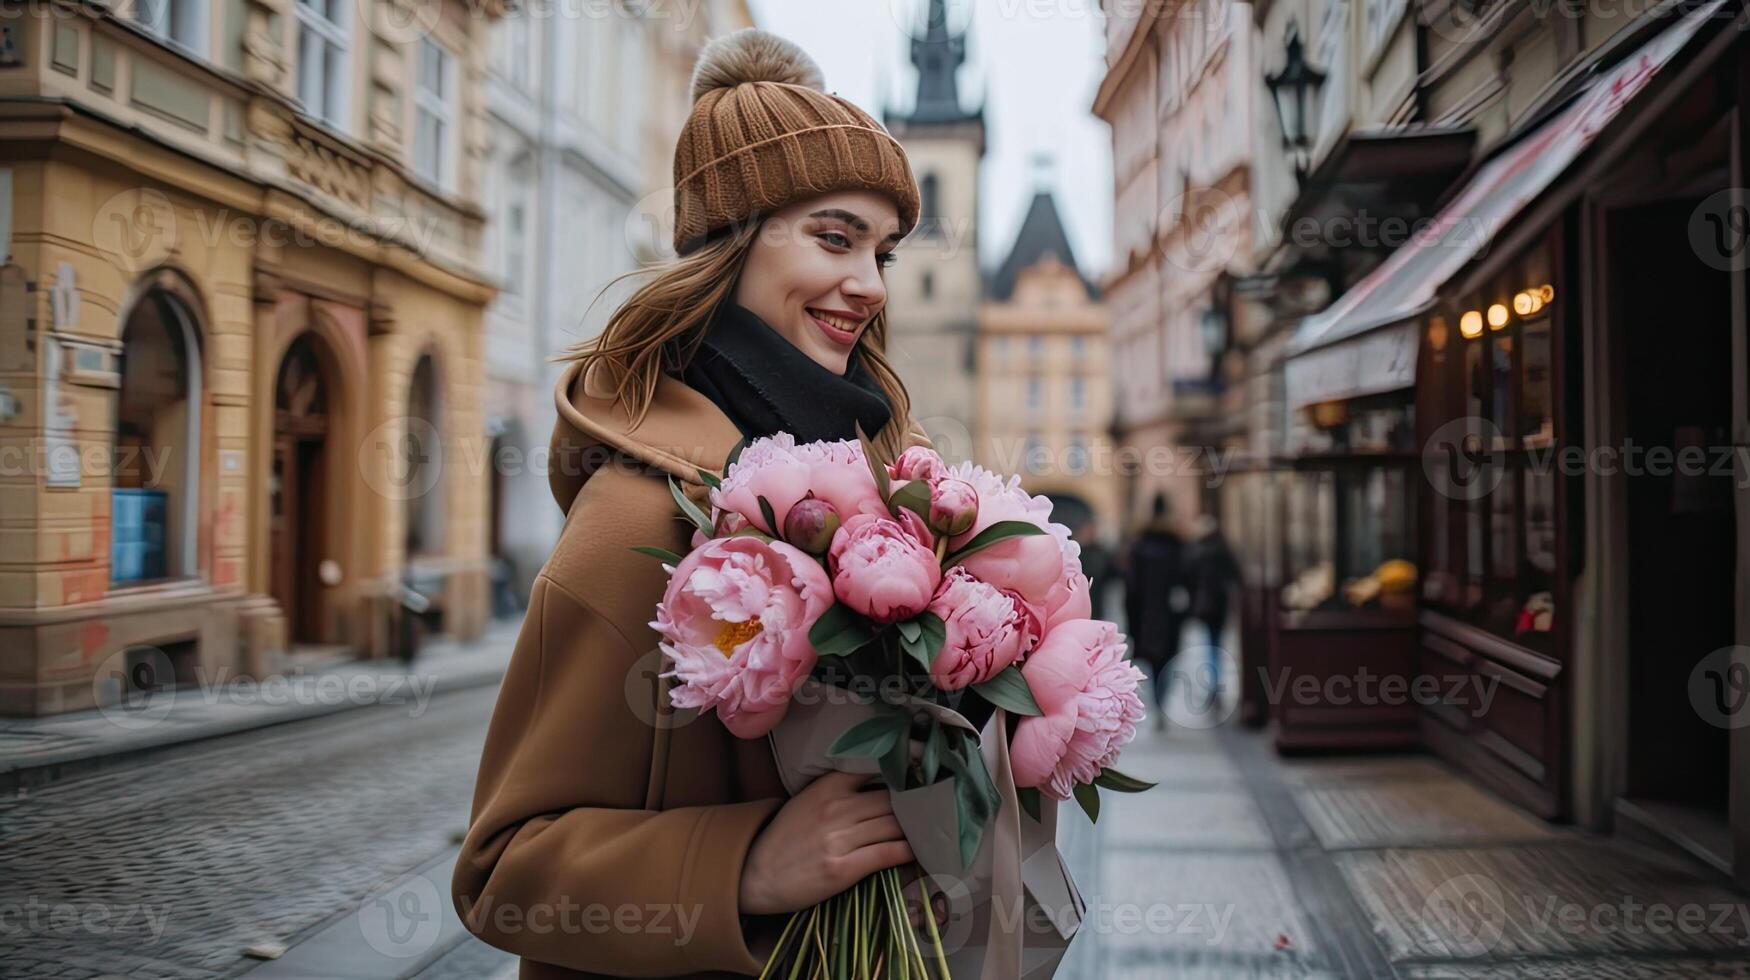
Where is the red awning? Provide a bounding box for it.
[1285,0,1728,409]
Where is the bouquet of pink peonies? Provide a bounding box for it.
[637,428,1152,979]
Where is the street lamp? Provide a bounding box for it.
[1266,28,1326,180]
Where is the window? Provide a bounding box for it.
[414,39,457,190]
[920,172,939,234]
[1422,238,1561,649]
[113,288,203,586]
[502,200,526,297]
[492,13,533,91]
[1026,376,1043,414]
[1071,335,1088,362]
[295,0,349,130]
[1070,377,1087,412]
[1028,335,1045,360]
[135,0,207,54]
[1065,434,1091,474]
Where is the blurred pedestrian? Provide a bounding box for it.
[1187,513,1240,695]
[1125,492,1191,729]
[1077,519,1118,622]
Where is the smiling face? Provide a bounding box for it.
[732,190,904,375]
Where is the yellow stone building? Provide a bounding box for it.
[0,0,501,715]
[976,190,1117,542]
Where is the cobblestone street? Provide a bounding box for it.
[0,686,497,979]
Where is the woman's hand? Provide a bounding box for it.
[739,771,914,916]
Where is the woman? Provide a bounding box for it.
[452,29,935,979]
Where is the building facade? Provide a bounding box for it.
[883,0,984,459]
[0,0,502,715]
[1095,0,1260,532]
[478,0,752,605]
[976,189,1118,542]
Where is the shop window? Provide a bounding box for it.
[295,0,349,131]
[1422,240,1561,650]
[414,39,457,191]
[1280,462,1416,613]
[113,289,202,586]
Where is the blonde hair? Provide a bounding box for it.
[559,221,916,463]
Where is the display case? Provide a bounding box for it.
[1267,390,1421,750]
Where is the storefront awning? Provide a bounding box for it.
[1284,0,1727,409]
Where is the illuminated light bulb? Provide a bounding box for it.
[1513,290,1543,316]
[1487,303,1509,330]
[1459,310,1484,339]
[1537,284,1554,303]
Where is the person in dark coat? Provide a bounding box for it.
[1076,519,1118,622]
[1124,492,1191,729]
[1187,513,1241,695]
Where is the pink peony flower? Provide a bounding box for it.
[940,462,1085,623]
[651,536,834,739]
[889,445,947,484]
[827,513,940,624]
[928,477,979,536]
[712,434,887,539]
[1009,619,1146,801]
[926,567,1040,690]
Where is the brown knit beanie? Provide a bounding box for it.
[673,28,921,256]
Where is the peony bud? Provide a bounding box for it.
[928,478,979,536]
[783,493,841,554]
[889,446,947,484]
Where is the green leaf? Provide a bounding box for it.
[808,604,877,657]
[972,665,1042,716]
[1094,767,1158,793]
[896,619,922,644]
[921,718,943,785]
[855,420,892,504]
[879,726,910,789]
[757,495,779,537]
[628,545,684,564]
[943,520,1049,567]
[1073,782,1100,824]
[696,468,722,490]
[668,475,715,536]
[1017,786,1043,823]
[915,611,946,661]
[724,437,747,471]
[899,632,933,672]
[827,714,905,759]
[887,479,932,523]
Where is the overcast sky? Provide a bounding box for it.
[746,0,1114,279]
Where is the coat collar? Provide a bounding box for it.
[553,358,744,488]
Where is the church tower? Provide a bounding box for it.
[883,0,986,456]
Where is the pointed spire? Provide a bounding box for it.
[903,0,975,124]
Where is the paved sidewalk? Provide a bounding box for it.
[0,619,518,793]
[1057,676,1750,978]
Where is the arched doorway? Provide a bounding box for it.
[112,288,202,585]
[270,334,335,643]
[403,353,443,558]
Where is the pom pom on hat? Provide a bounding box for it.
[690,28,825,104]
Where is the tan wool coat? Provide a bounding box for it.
[453,358,930,979]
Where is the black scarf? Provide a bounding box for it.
[680,301,894,443]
